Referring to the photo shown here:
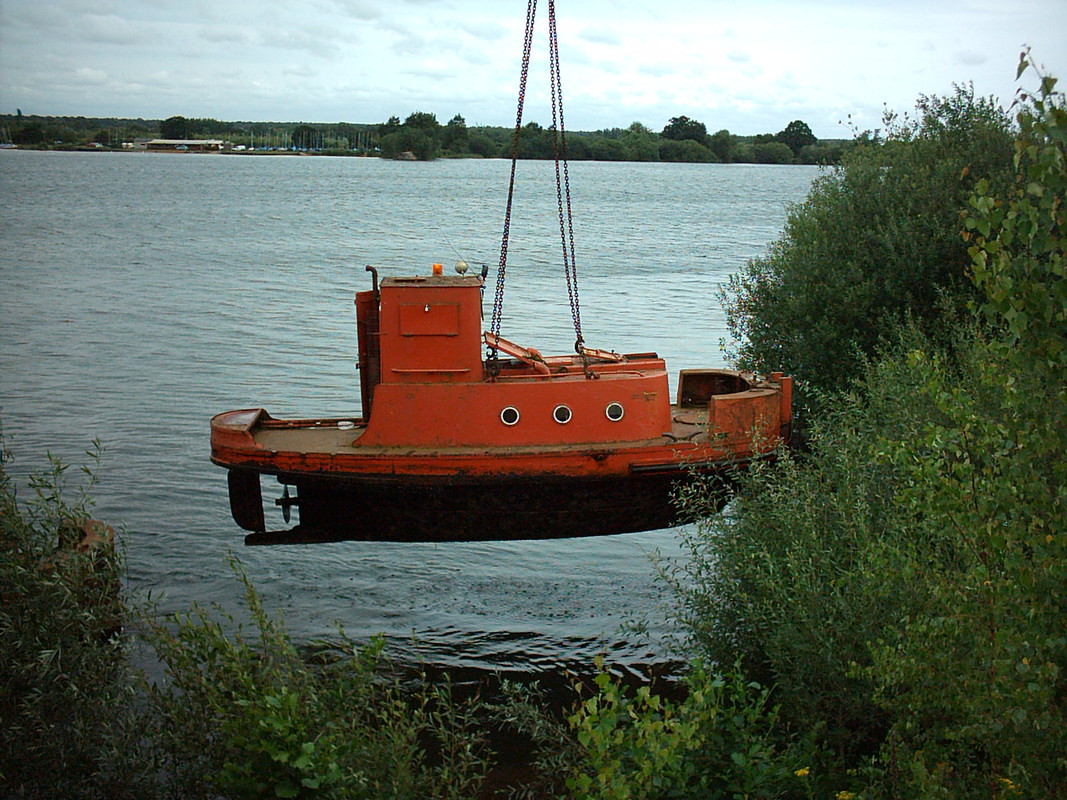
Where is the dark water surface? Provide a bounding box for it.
[0,150,816,673]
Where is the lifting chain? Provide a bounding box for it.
[489,0,536,363]
[489,0,585,370]
[547,0,584,353]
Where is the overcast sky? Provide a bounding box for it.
[2,0,1065,139]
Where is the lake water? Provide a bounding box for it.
[0,150,816,676]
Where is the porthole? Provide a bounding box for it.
[553,404,572,424]
[605,402,625,421]
[500,406,520,426]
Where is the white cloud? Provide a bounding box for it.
[259,24,342,58]
[457,20,509,42]
[955,50,988,67]
[73,67,108,85]
[199,25,249,45]
[81,13,139,45]
[579,26,622,47]
[329,0,383,22]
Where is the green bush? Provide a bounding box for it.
[565,658,812,800]
[0,441,140,799]
[671,319,1065,797]
[666,325,954,770]
[658,138,715,162]
[667,60,1066,799]
[859,342,1066,799]
[966,52,1067,381]
[0,437,494,799]
[722,85,1014,413]
[138,558,491,799]
[859,54,1067,799]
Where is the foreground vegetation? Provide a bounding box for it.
[3,56,1064,798]
[669,55,1065,797]
[0,448,804,799]
[0,450,490,798]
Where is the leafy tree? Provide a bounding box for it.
[588,137,629,161]
[468,132,497,157]
[707,128,735,162]
[721,84,1015,405]
[564,134,591,160]
[377,115,401,138]
[374,112,446,159]
[666,62,1067,800]
[658,138,714,163]
[380,127,440,160]
[797,140,844,165]
[750,141,794,164]
[442,113,469,153]
[661,115,707,143]
[12,120,46,145]
[515,121,557,159]
[966,54,1067,380]
[774,119,816,155]
[403,110,440,134]
[859,57,1067,796]
[160,115,190,139]
[620,121,658,161]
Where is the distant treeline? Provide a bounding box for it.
[0,110,850,164]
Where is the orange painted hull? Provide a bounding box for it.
[211,385,785,544]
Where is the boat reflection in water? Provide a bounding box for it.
[211,265,792,545]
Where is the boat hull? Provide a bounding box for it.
[234,466,736,545]
[211,400,772,544]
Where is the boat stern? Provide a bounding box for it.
[677,369,793,449]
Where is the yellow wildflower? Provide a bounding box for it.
[836,792,857,800]
[795,767,810,777]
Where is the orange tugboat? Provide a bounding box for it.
[211,267,792,544]
[209,0,793,544]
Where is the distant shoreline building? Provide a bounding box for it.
[145,139,230,152]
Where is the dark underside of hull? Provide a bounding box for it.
[232,469,737,545]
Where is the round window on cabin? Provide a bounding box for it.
[553,404,572,424]
[501,406,520,426]
[605,402,624,421]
